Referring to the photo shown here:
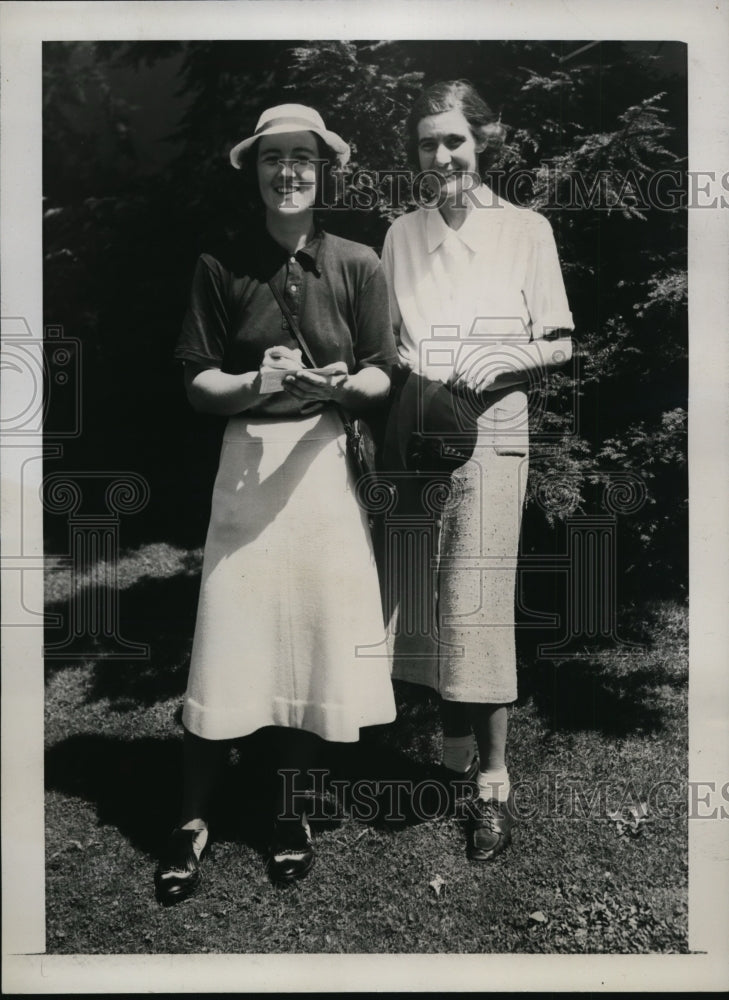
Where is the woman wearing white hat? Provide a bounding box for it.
[156,104,397,901]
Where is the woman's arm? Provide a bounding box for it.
[451,335,573,393]
[282,363,390,412]
[184,346,303,416]
[184,365,260,416]
[453,212,577,394]
[380,229,404,354]
[338,365,391,409]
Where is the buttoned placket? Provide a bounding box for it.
[283,253,304,334]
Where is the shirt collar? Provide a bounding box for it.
[292,224,325,276]
[425,207,451,253]
[260,223,324,277]
[424,183,499,254]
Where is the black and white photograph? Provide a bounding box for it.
[2,0,728,993]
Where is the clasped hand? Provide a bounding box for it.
[448,344,521,394]
[260,346,349,402]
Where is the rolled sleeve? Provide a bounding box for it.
[523,216,574,340]
[380,229,403,336]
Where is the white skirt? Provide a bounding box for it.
[182,409,396,742]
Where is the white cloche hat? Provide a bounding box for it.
[229,103,351,168]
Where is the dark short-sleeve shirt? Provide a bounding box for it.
[174,226,398,417]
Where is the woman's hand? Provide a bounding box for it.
[257,346,306,395]
[261,345,304,371]
[449,345,519,393]
[282,361,349,403]
[450,338,573,394]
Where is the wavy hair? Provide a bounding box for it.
[406,79,506,168]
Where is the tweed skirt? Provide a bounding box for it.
[182,409,396,742]
[384,426,528,704]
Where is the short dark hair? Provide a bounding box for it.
[406,79,506,167]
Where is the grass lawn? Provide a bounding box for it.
[44,543,688,954]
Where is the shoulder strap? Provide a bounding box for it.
[268,278,361,443]
[267,278,318,368]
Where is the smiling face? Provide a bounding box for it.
[416,107,486,201]
[256,131,321,217]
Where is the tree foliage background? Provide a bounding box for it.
[43,40,688,605]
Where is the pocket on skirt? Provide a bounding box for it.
[491,404,528,456]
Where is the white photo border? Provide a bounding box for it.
[2,0,728,992]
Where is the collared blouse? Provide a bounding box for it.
[175,225,398,417]
[380,187,574,384]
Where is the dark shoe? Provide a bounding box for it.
[155,826,207,905]
[467,793,514,862]
[267,817,314,885]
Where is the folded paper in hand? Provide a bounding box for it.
[259,367,293,394]
[259,362,347,395]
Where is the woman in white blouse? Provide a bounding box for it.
[381,80,574,861]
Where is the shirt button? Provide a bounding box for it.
[290,256,296,263]
[290,284,297,293]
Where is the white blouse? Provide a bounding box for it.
[380,187,574,385]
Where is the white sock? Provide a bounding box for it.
[442,734,478,772]
[180,818,208,858]
[477,766,511,803]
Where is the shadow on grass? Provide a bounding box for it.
[45,717,448,864]
[44,572,201,707]
[517,656,670,736]
[323,681,479,830]
[45,730,290,860]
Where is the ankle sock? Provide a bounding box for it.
[442,734,478,772]
[180,819,208,858]
[477,766,510,803]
